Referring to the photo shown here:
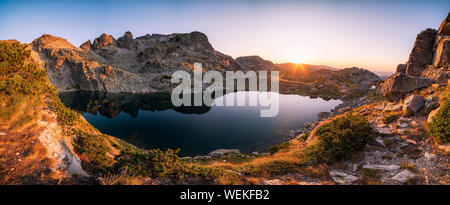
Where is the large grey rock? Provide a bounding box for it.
[391,170,416,183]
[424,96,440,113]
[405,28,437,77]
[329,170,358,185]
[378,72,434,101]
[404,94,425,113]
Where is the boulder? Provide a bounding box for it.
[391,170,416,183]
[329,170,358,185]
[424,96,440,113]
[378,72,434,101]
[403,94,425,113]
[405,28,437,77]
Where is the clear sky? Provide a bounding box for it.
[0,0,448,72]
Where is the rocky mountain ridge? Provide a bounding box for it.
[30,31,242,93]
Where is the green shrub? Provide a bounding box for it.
[51,99,78,126]
[428,98,450,144]
[113,148,183,177]
[72,129,116,173]
[306,112,373,162]
[0,42,49,95]
[0,41,79,127]
[269,142,291,154]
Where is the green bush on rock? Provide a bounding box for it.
[428,98,450,144]
[306,112,373,162]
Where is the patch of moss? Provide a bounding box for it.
[269,142,291,154]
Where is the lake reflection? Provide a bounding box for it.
[59,91,341,156]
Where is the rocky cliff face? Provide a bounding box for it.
[379,13,450,101]
[30,31,242,93]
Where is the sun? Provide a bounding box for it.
[286,57,304,64]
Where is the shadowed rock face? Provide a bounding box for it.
[405,28,437,77]
[59,91,211,118]
[378,73,434,101]
[117,31,138,50]
[30,31,243,93]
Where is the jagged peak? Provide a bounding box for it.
[122,31,133,39]
[80,40,92,50]
[93,33,116,49]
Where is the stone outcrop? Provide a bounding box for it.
[93,33,116,49]
[379,13,449,100]
[117,31,138,50]
[80,40,92,51]
[404,28,437,77]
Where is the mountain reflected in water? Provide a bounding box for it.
[59,91,212,118]
[59,91,341,156]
